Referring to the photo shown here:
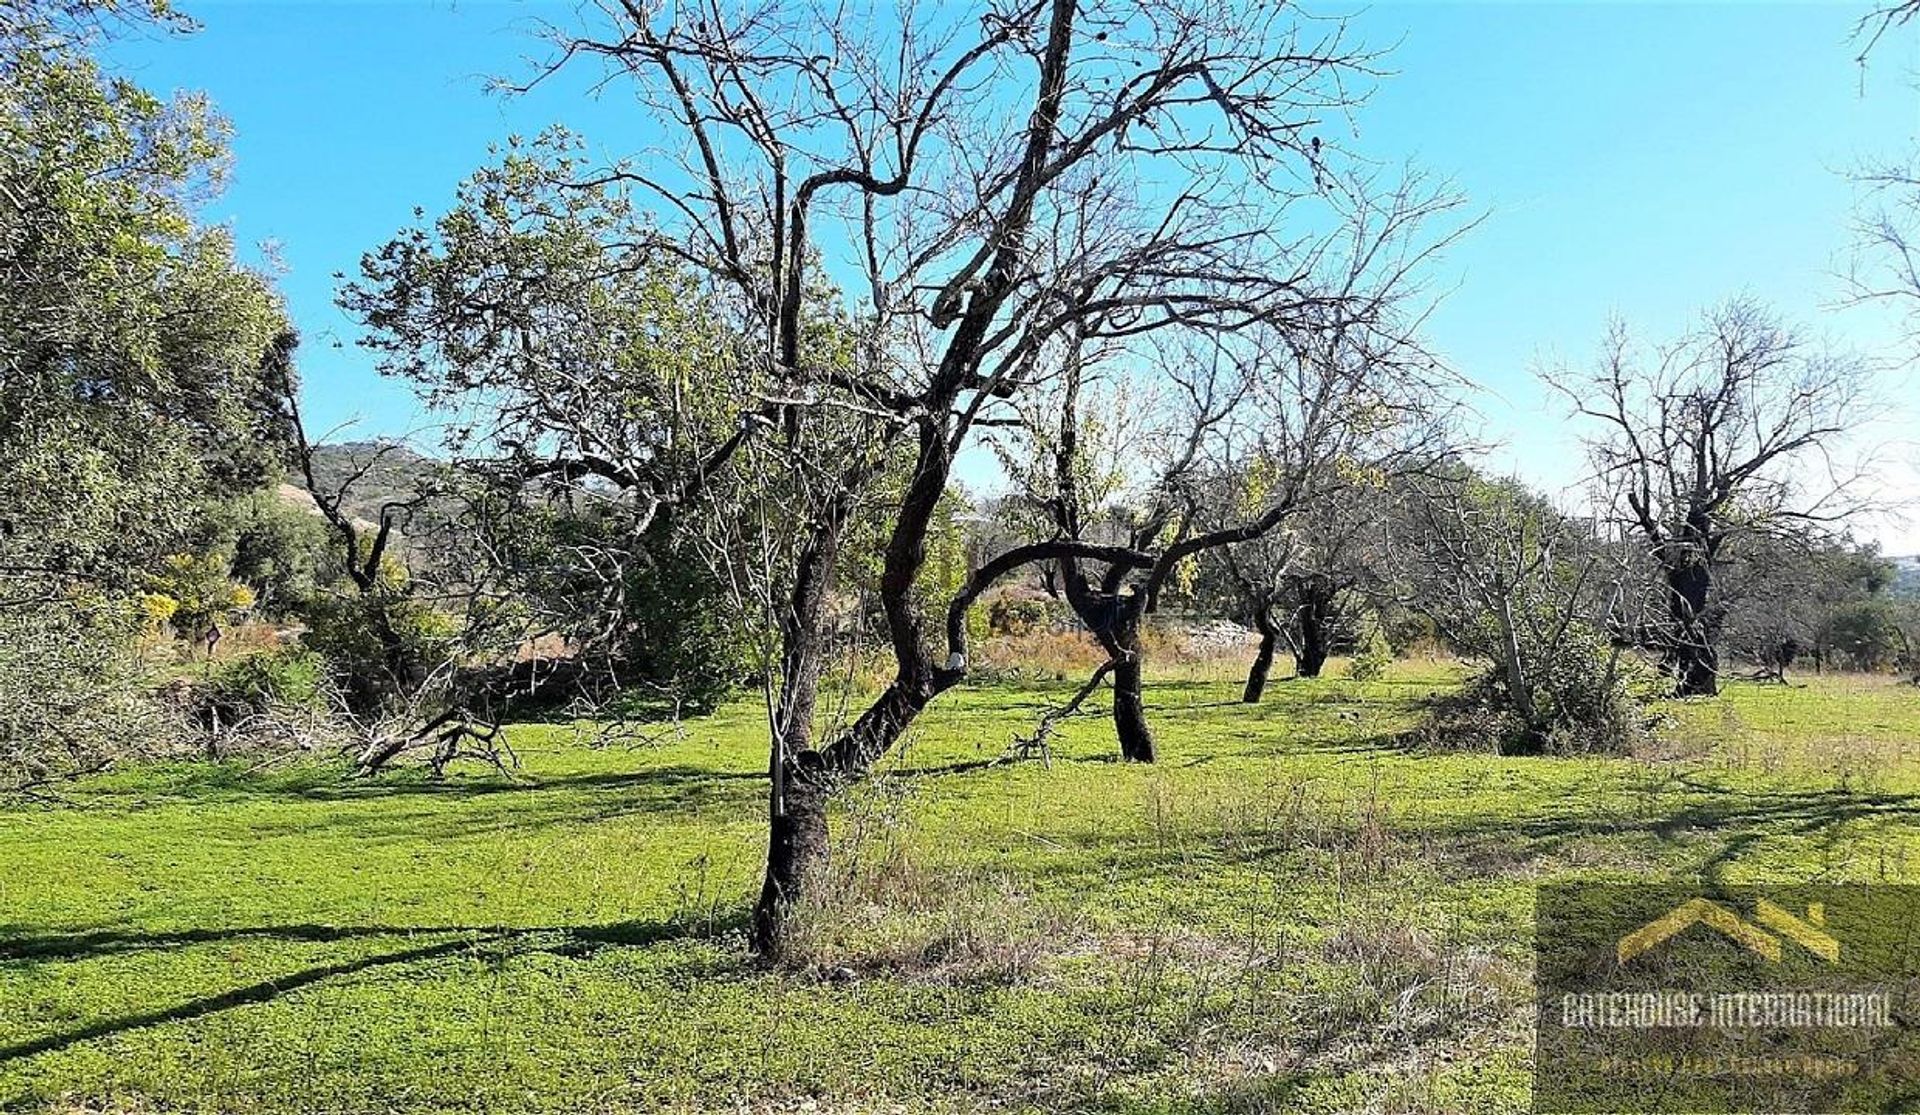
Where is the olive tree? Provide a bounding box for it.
[0,0,290,786]
[0,7,288,598]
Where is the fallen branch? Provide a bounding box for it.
[1009,659,1117,766]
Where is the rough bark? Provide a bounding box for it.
[1110,622,1155,762]
[1288,573,1351,679]
[1665,560,1720,697]
[749,495,854,955]
[1296,600,1330,678]
[750,772,830,956]
[1243,605,1278,703]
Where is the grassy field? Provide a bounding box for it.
[3,663,1919,1113]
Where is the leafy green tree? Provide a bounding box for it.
[340,136,775,749]
[0,8,289,595]
[198,488,333,620]
[0,0,290,788]
[1720,534,1897,679]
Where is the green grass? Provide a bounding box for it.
[3,664,1919,1113]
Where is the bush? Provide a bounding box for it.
[618,533,753,715]
[1419,625,1648,756]
[200,489,332,619]
[205,648,327,715]
[987,595,1054,636]
[144,550,256,642]
[172,648,341,760]
[0,599,184,792]
[1347,621,1394,681]
[301,590,456,715]
[1828,599,1904,672]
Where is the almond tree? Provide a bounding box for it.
[1211,480,1388,698]
[360,0,1460,954]
[1550,303,1872,697]
[990,253,1450,750]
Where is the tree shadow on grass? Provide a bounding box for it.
[878,757,1012,780]
[1405,776,1920,880]
[100,764,766,807]
[190,766,771,845]
[322,766,764,799]
[0,914,742,1065]
[986,773,1920,899]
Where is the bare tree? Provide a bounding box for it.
[992,272,1448,747]
[1210,475,1390,698]
[272,346,513,775]
[357,0,1464,955]
[1549,302,1874,697]
[1853,1,1920,67]
[1847,157,1920,351]
[1210,523,1302,701]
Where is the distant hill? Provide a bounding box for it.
[302,441,441,525]
[1893,555,1920,598]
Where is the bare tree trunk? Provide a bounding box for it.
[1243,606,1279,703]
[1296,598,1330,678]
[1492,594,1543,754]
[1111,622,1155,762]
[1673,643,1719,697]
[751,773,828,956]
[749,498,851,957]
[1665,561,1719,697]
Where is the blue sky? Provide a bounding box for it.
[109,1,1920,549]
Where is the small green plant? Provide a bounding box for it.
[1348,621,1394,681]
[208,648,327,713]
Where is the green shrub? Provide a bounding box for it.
[1347,621,1394,681]
[208,648,327,713]
[200,490,332,619]
[143,550,256,642]
[301,591,455,715]
[617,531,753,716]
[1828,599,1905,672]
[0,599,183,791]
[1419,624,1649,756]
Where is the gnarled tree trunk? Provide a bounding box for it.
[1665,560,1719,697]
[1243,604,1279,703]
[1296,598,1330,678]
[748,493,853,957]
[1110,620,1155,762]
[751,772,829,954]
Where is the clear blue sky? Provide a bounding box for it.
[108,1,1920,549]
